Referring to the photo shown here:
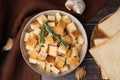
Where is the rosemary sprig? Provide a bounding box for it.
[39,26,46,43]
[43,22,68,47]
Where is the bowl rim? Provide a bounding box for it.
[20,10,88,77]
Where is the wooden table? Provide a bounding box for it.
[42,0,120,80]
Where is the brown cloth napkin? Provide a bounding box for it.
[0,0,108,80]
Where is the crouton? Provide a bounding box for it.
[69,57,79,67]
[45,63,51,72]
[48,15,55,21]
[60,65,69,72]
[36,14,48,25]
[26,37,37,49]
[62,15,71,24]
[48,22,55,27]
[33,28,41,36]
[29,57,37,64]
[77,35,84,45]
[30,21,41,30]
[29,49,38,59]
[24,32,30,42]
[75,43,82,51]
[66,22,77,33]
[71,30,80,38]
[58,45,69,54]
[37,52,47,61]
[62,50,71,58]
[71,46,78,57]
[53,21,66,35]
[51,66,60,74]
[46,55,55,63]
[55,12,62,22]
[54,56,65,69]
[62,35,72,44]
[37,61,46,69]
[48,46,58,57]
[44,35,54,44]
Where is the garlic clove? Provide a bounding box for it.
[73,1,85,14]
[3,38,13,51]
[75,66,86,80]
[65,0,74,10]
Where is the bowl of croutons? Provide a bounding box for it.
[20,10,88,77]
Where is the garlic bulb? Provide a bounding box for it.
[65,0,86,14]
[3,38,13,51]
[75,66,86,80]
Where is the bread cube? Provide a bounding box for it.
[29,31,38,39]
[24,32,30,42]
[33,28,41,36]
[29,49,38,59]
[75,43,82,51]
[66,58,70,65]
[62,15,71,24]
[37,61,46,69]
[40,45,49,53]
[26,37,37,49]
[37,52,47,61]
[48,22,55,27]
[29,57,37,64]
[62,35,72,44]
[54,56,65,69]
[77,35,84,45]
[48,46,58,57]
[44,35,54,44]
[50,41,58,46]
[35,44,41,52]
[70,36,77,45]
[55,12,62,22]
[71,46,78,57]
[30,21,41,30]
[46,55,55,63]
[70,30,80,39]
[58,45,69,54]
[66,22,77,33]
[51,66,60,74]
[48,15,55,21]
[62,50,71,58]
[53,21,66,35]
[45,63,51,72]
[60,65,69,72]
[36,14,48,25]
[69,57,79,67]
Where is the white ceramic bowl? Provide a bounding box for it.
[20,10,88,77]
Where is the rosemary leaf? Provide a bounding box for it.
[43,22,68,47]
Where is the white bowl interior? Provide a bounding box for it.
[20,10,88,77]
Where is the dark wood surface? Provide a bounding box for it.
[42,0,120,80]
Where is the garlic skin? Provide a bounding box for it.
[3,38,13,51]
[65,0,74,10]
[65,0,86,14]
[75,66,86,80]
